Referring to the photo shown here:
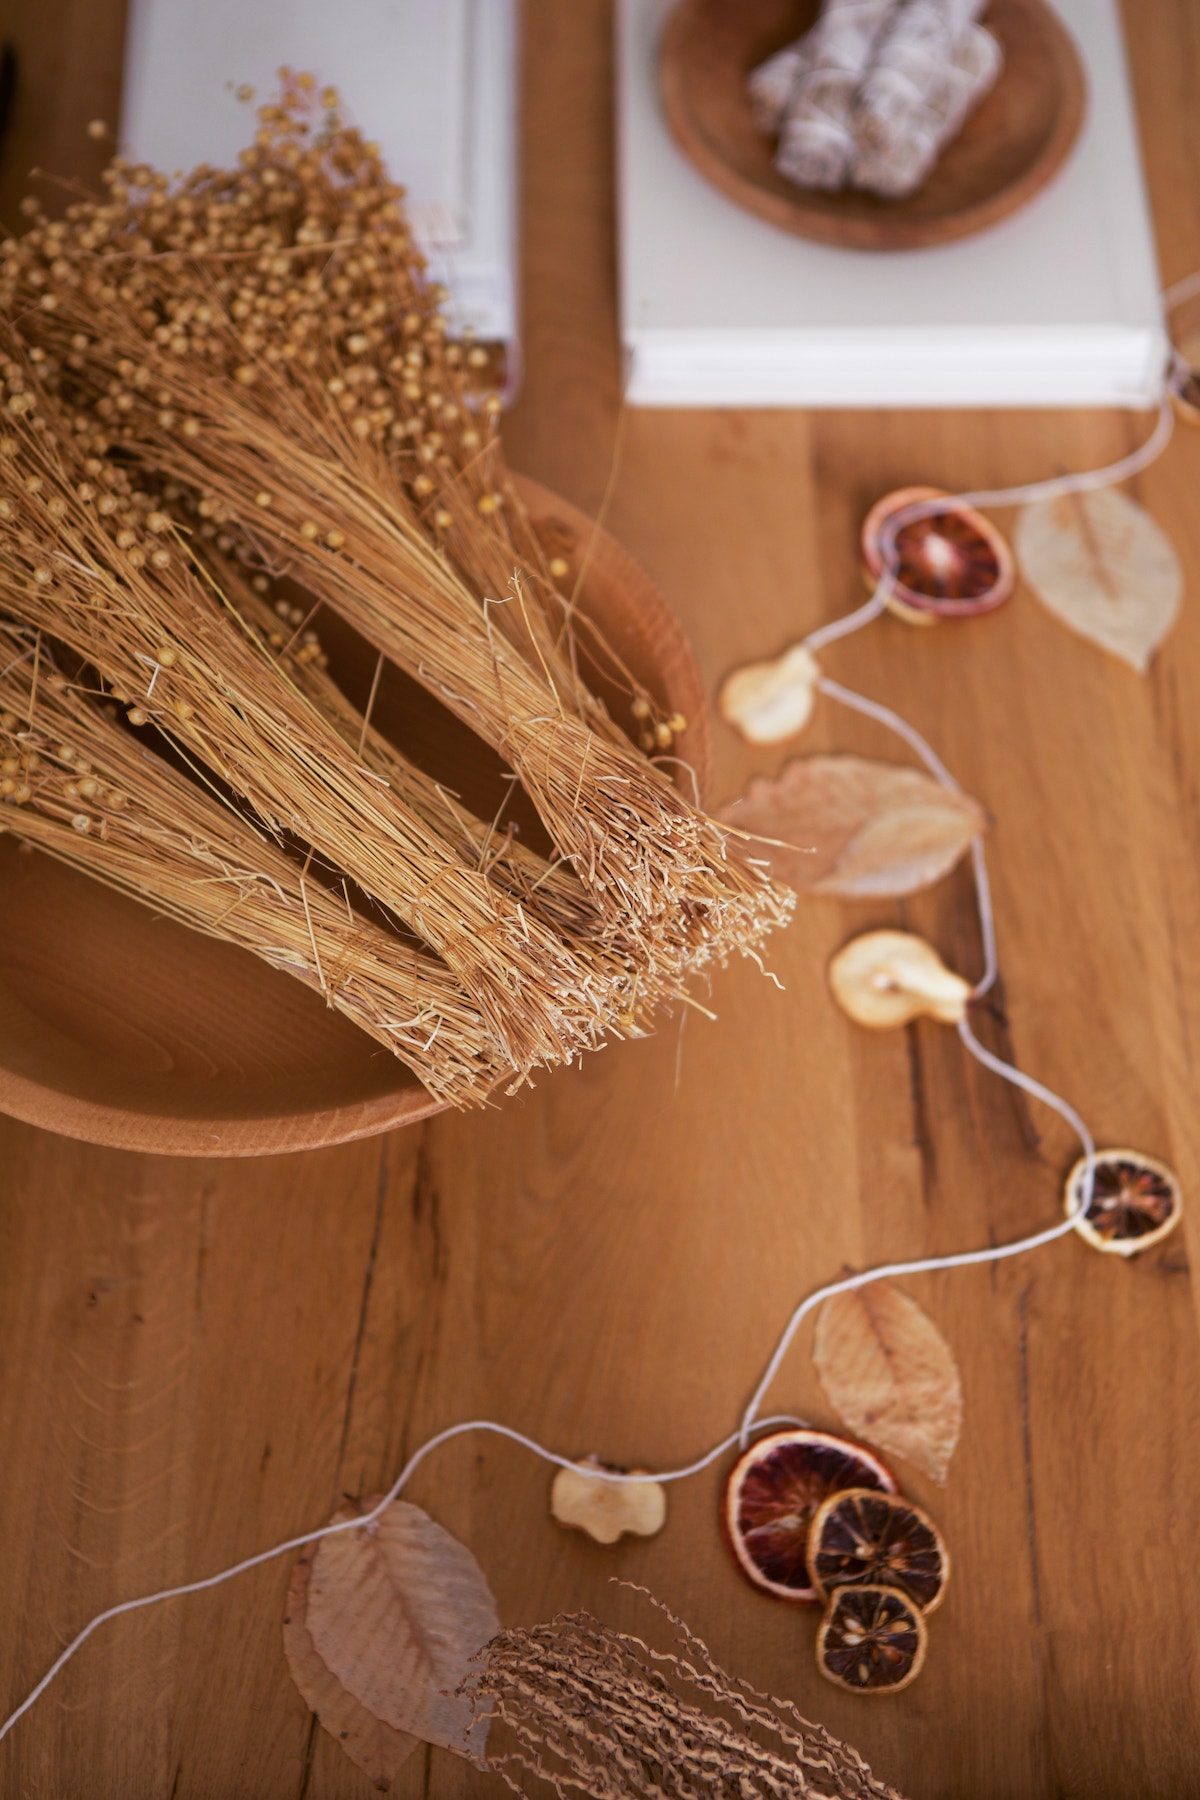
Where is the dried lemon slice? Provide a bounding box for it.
[808,1488,949,1615]
[1064,1148,1183,1257]
[722,1429,895,1604]
[816,1584,928,1694]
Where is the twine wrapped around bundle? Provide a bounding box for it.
[0,80,793,1102]
[467,1590,910,1800]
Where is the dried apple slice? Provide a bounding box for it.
[816,1584,928,1694]
[718,644,820,745]
[722,1428,895,1604]
[862,485,1014,623]
[808,1488,949,1614]
[1063,1148,1183,1258]
[550,1457,667,1544]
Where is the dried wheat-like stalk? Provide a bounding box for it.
[0,622,505,1103]
[192,535,685,991]
[467,1589,910,1800]
[0,372,628,1079]
[0,79,791,966]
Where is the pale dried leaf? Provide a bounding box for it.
[284,1533,419,1790]
[306,1497,500,1763]
[1015,487,1183,673]
[719,755,985,898]
[813,1283,963,1484]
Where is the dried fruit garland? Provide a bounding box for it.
[3,96,1198,1787]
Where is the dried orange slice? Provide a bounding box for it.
[809,1488,949,1614]
[722,1429,895,1603]
[816,1584,927,1694]
[1064,1148,1183,1257]
[862,486,1014,623]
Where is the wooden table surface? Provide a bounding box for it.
[3,3,1200,1795]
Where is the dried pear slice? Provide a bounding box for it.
[828,929,971,1029]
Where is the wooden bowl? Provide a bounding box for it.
[660,0,1086,251]
[0,479,710,1157]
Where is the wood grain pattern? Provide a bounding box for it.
[2,2,1200,1796]
[0,479,707,1155]
[659,0,1086,250]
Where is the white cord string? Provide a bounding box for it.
[737,1017,1096,1447]
[817,675,999,998]
[802,394,1176,666]
[0,990,1099,1743]
[1164,269,1200,310]
[802,578,893,654]
[0,1413,810,1747]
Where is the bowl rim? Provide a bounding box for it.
[659,0,1088,252]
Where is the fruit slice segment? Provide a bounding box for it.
[809,1488,950,1614]
[862,485,1014,622]
[816,1584,927,1694]
[1064,1148,1183,1257]
[722,1429,895,1604]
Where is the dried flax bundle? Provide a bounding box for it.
[0,378,620,1078]
[0,624,500,1103]
[0,78,789,972]
[194,538,696,1010]
[467,1594,909,1800]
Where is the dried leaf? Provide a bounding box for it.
[813,1283,963,1484]
[719,755,985,898]
[305,1497,500,1763]
[1015,487,1183,673]
[284,1531,419,1790]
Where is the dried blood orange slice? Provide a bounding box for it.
[816,1584,927,1694]
[1064,1148,1183,1257]
[722,1429,895,1603]
[809,1488,949,1614]
[862,486,1014,622]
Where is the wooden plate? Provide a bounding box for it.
[660,0,1087,251]
[0,479,710,1157]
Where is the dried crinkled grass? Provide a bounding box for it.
[466,1587,909,1800]
[0,625,502,1104]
